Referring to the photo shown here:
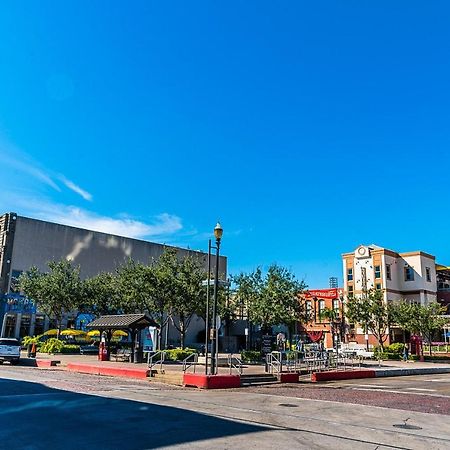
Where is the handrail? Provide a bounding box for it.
[227,353,243,375]
[182,353,198,373]
[266,351,282,374]
[148,351,166,373]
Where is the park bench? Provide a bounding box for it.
[111,349,131,362]
[80,345,99,355]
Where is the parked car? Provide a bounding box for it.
[0,338,21,365]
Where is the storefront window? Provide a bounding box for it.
[34,315,45,336]
[20,314,31,337]
[4,315,16,338]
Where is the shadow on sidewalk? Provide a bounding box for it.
[0,378,268,449]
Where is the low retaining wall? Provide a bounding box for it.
[66,363,149,379]
[311,370,376,382]
[278,373,299,383]
[36,359,61,368]
[375,367,450,378]
[183,373,241,389]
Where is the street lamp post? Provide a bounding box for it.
[210,222,223,376]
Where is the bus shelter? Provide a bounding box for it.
[87,314,159,363]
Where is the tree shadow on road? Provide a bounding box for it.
[0,378,268,449]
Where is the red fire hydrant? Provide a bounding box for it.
[98,342,109,361]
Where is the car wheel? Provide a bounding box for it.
[10,360,19,365]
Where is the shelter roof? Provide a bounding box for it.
[87,314,159,330]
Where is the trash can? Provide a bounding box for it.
[134,346,144,364]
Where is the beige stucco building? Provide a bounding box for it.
[342,244,438,345]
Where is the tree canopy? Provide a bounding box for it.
[233,264,306,331]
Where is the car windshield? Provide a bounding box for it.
[0,339,20,346]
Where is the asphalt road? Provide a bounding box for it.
[1,366,450,449]
[329,374,450,397]
[244,374,450,416]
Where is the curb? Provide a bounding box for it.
[66,363,149,379]
[375,367,450,377]
[311,370,375,382]
[183,373,241,389]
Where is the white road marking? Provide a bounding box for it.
[406,387,436,392]
[339,383,391,389]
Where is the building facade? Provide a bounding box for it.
[0,212,227,343]
[342,244,439,345]
[299,288,345,349]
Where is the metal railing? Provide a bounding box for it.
[264,350,363,376]
[266,351,282,374]
[148,351,166,373]
[182,353,198,373]
[227,354,243,375]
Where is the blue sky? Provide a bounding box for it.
[1,1,449,288]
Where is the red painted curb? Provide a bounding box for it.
[183,373,241,389]
[66,363,149,379]
[311,370,376,382]
[278,373,299,383]
[36,359,61,368]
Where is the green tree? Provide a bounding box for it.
[151,249,179,348]
[389,300,415,343]
[346,289,393,351]
[234,265,306,334]
[319,307,341,351]
[408,302,447,356]
[82,272,121,316]
[167,253,206,349]
[19,259,83,336]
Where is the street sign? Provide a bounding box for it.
[201,279,231,287]
[262,334,272,354]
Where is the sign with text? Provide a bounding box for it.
[261,334,272,354]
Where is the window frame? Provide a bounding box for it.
[386,264,391,281]
[404,266,414,282]
[374,265,381,279]
[347,268,353,281]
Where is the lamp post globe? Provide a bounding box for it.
[214,222,223,241]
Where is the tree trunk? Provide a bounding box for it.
[180,313,185,349]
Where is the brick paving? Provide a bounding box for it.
[240,383,450,415]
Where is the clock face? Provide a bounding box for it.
[358,246,366,256]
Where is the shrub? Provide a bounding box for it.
[386,343,406,355]
[22,336,39,347]
[40,338,64,354]
[164,348,197,361]
[240,350,261,363]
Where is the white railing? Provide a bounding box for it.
[227,353,243,375]
[182,353,198,373]
[148,351,166,373]
[266,351,282,374]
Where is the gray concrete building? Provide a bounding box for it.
[0,212,227,343]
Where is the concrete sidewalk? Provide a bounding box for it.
[23,352,450,380]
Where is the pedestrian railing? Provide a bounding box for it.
[227,354,243,375]
[182,353,198,373]
[148,351,166,373]
[266,351,282,374]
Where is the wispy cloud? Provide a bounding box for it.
[16,198,183,239]
[0,134,184,242]
[0,134,91,201]
[58,176,93,201]
[0,149,61,191]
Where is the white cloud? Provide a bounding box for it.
[0,134,91,201]
[0,148,60,191]
[59,176,93,201]
[28,201,182,240]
